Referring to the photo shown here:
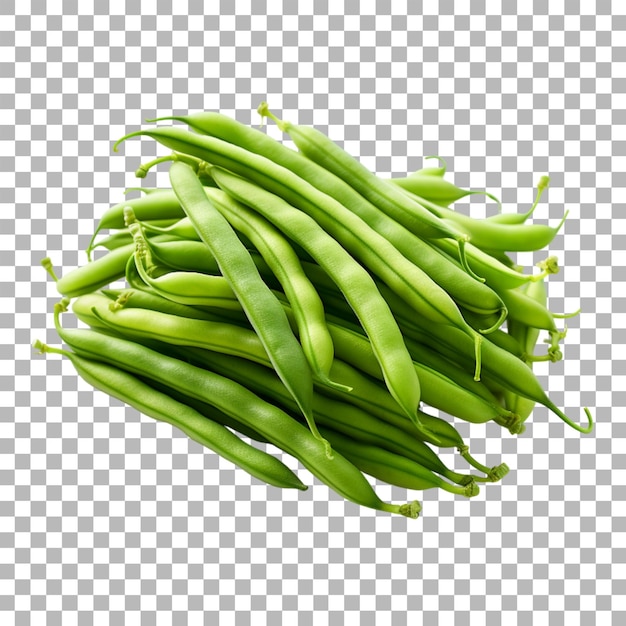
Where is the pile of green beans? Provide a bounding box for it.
[37,106,594,518]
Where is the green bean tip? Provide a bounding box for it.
[424,155,447,171]
[538,175,550,191]
[465,481,480,497]
[399,500,421,519]
[256,102,288,132]
[488,463,510,482]
[112,129,145,154]
[32,339,46,354]
[41,257,59,282]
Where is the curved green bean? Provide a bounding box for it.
[34,341,306,490]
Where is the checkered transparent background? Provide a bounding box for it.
[1,1,624,624]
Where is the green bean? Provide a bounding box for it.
[141,375,271,444]
[34,340,306,491]
[204,165,484,380]
[74,291,277,369]
[502,282,543,421]
[200,186,345,391]
[256,104,470,245]
[167,161,324,452]
[200,167,425,431]
[318,429,479,497]
[372,280,593,434]
[126,218,242,310]
[485,176,549,225]
[52,307,420,518]
[100,288,240,324]
[388,167,502,209]
[155,112,504,317]
[171,346,488,486]
[42,235,166,298]
[87,189,185,257]
[149,239,221,275]
[398,186,568,252]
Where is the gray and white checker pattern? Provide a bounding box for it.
[1,1,623,624]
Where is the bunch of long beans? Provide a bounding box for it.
[37,105,593,518]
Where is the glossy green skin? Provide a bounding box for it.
[101,288,228,322]
[319,428,478,497]
[163,346,472,486]
[72,292,271,367]
[504,281,547,421]
[497,286,558,332]
[56,325,417,517]
[397,188,562,252]
[161,112,503,316]
[54,348,306,490]
[167,161,316,439]
[88,190,185,256]
[202,186,338,387]
[202,167,423,429]
[325,318,513,427]
[260,116,464,242]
